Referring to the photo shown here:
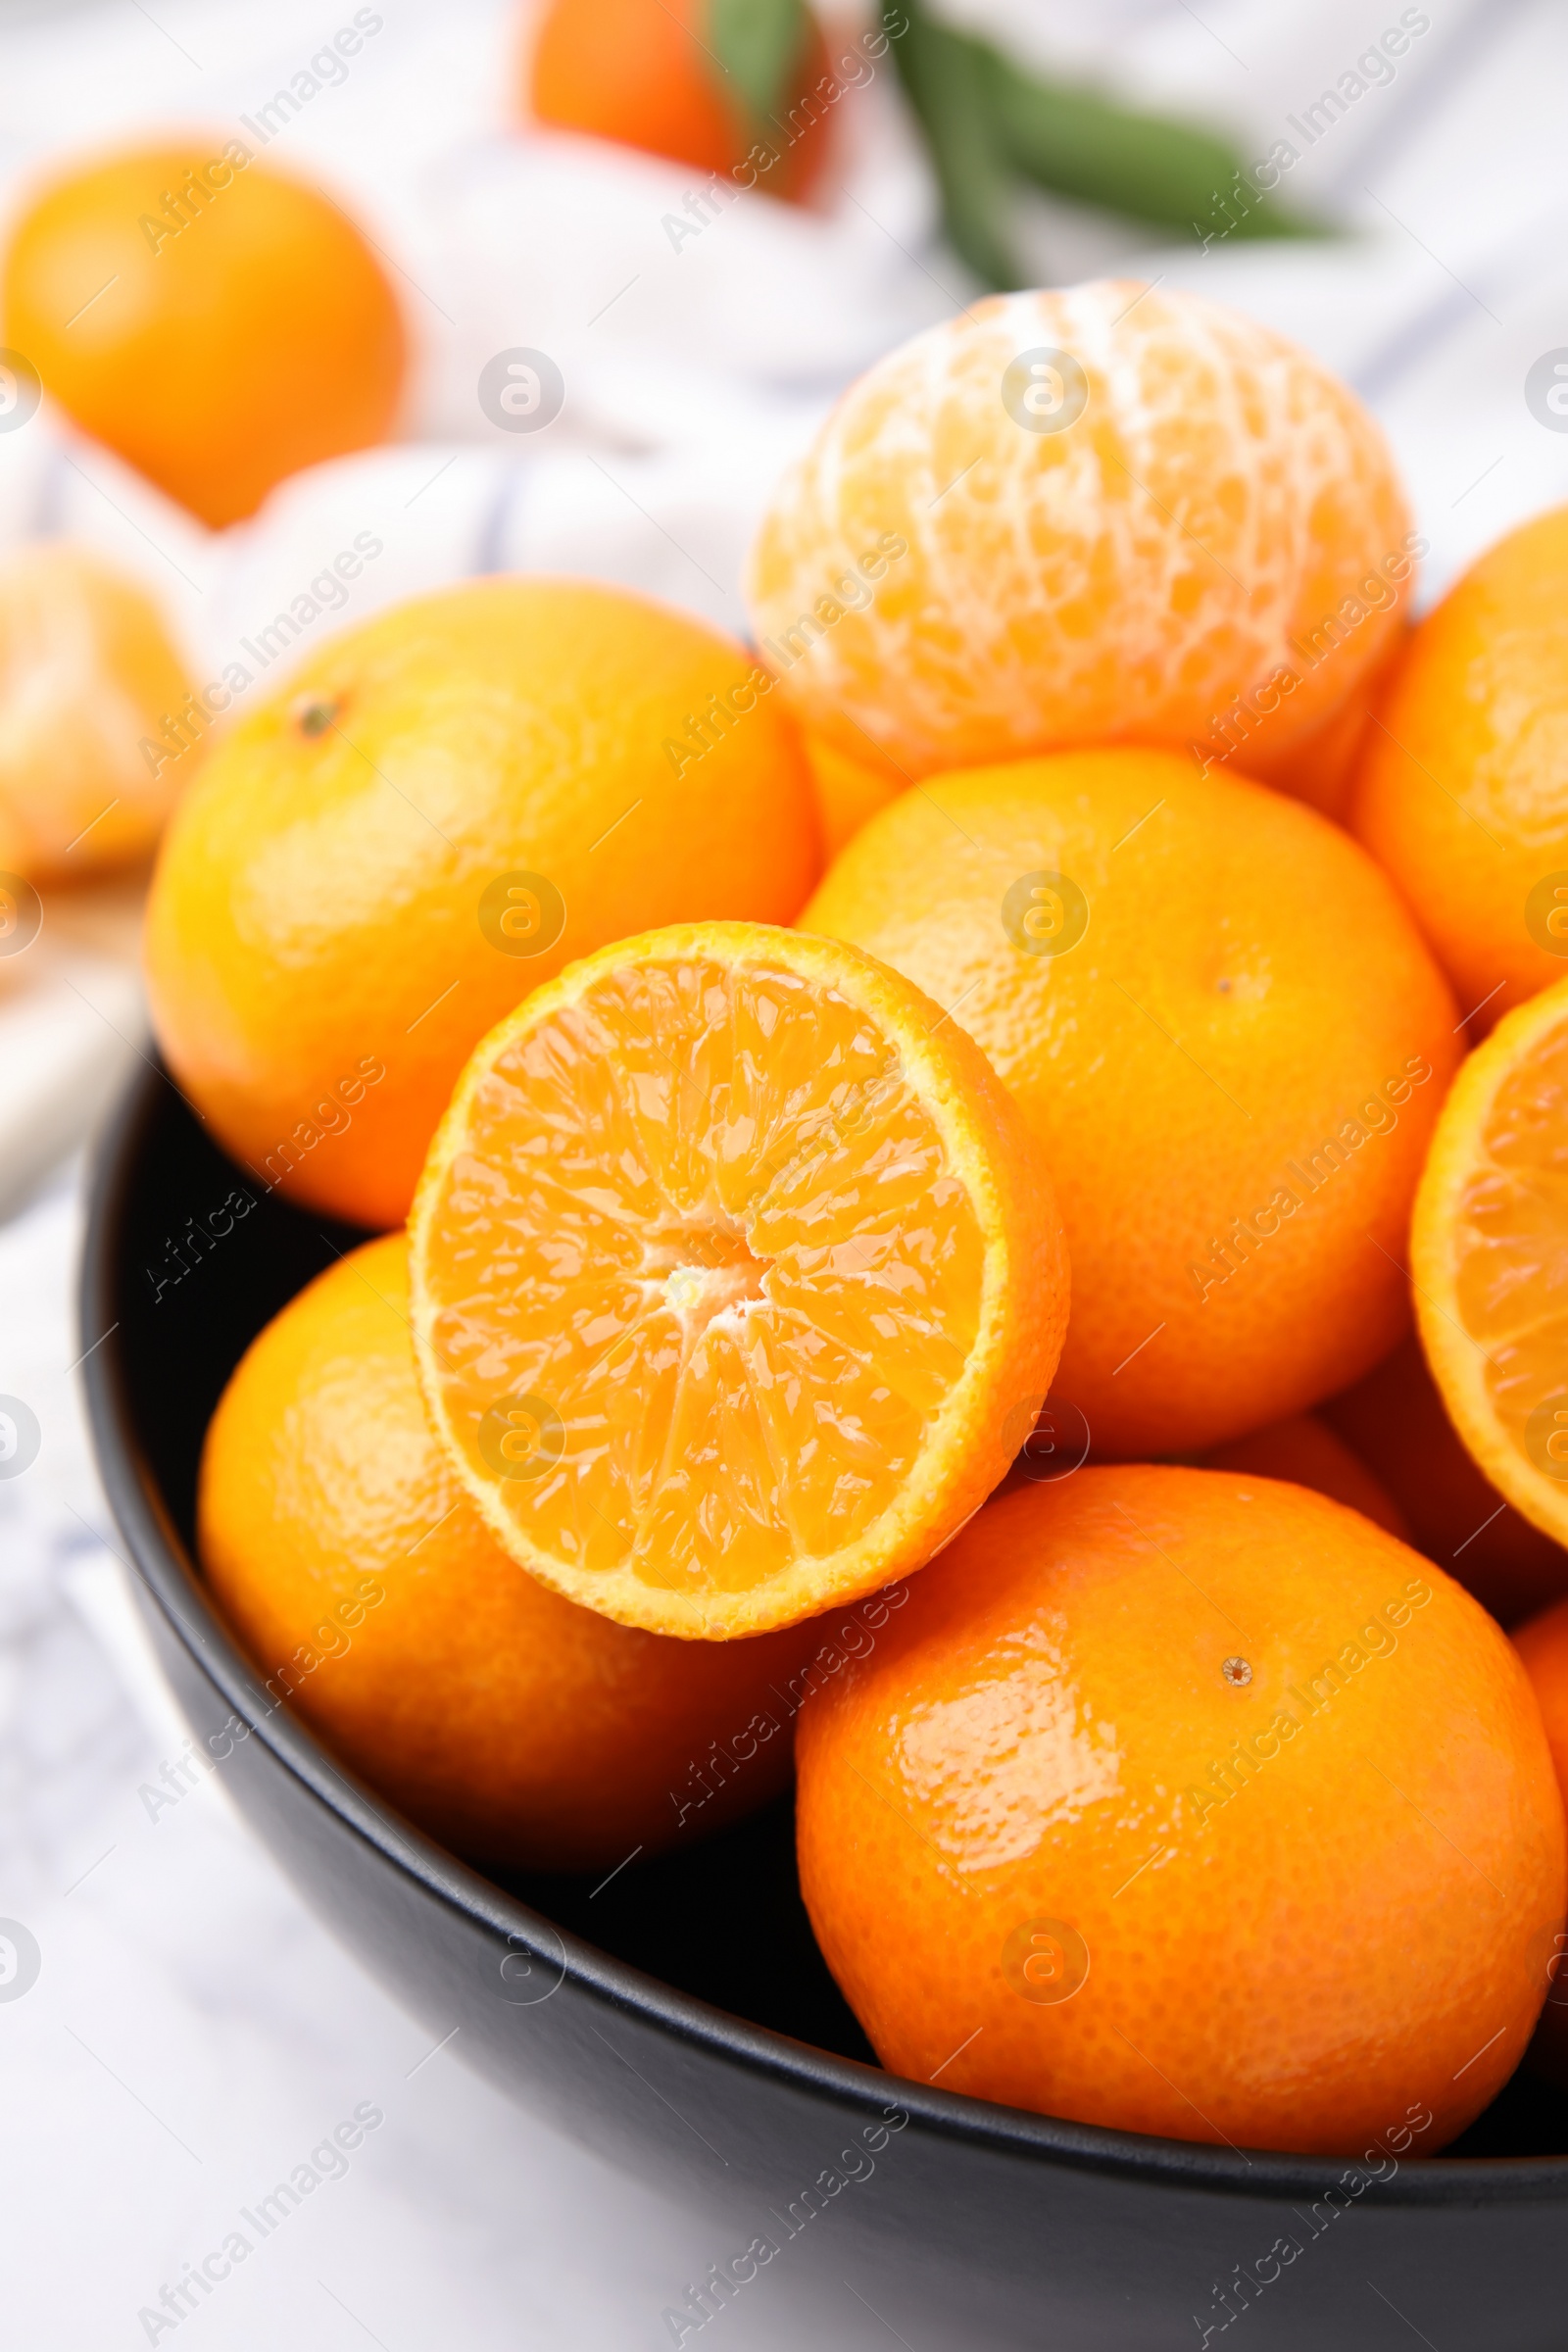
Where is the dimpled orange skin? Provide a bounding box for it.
[796,1465,1567,2156]
[746,281,1414,788]
[803,747,1460,1456]
[1202,1412,1411,1543]
[1513,1597,1568,2086]
[143,579,822,1230]
[528,0,833,203]
[2,147,405,529]
[1351,506,1568,1030]
[198,1234,819,1871]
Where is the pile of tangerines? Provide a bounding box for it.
[6,122,1568,2165]
[145,277,1568,2165]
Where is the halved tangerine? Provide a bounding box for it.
[1413,972,1568,1549]
[408,921,1068,1637]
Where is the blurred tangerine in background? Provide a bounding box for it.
[0,541,194,879]
[2,144,406,527]
[527,0,834,204]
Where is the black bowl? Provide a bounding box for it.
[82,1065,1568,2351]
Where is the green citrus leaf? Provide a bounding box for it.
[708,0,812,133]
[975,43,1327,242]
[884,0,1020,289]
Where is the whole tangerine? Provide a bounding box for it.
[796,1465,1567,2155]
[803,731,907,859]
[144,578,822,1229]
[528,0,833,203]
[2,143,405,528]
[198,1234,820,1870]
[1202,1411,1410,1542]
[803,746,1459,1456]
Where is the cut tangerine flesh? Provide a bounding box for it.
[409,923,1067,1637]
[1414,974,1568,1546]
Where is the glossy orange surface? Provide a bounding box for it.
[804,747,1459,1455]
[798,1465,1567,2155]
[198,1233,818,1870]
[1514,1594,1568,2087]
[144,579,823,1229]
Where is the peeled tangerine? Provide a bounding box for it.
[408,922,1069,1639]
[198,1234,824,1871]
[797,1466,1567,2157]
[746,280,1414,809]
[0,542,193,879]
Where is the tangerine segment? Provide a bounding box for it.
[1413,974,1568,1550]
[409,922,1068,1639]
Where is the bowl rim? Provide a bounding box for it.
[79,1060,1568,2208]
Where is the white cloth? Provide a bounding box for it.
[3,0,1568,2340]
